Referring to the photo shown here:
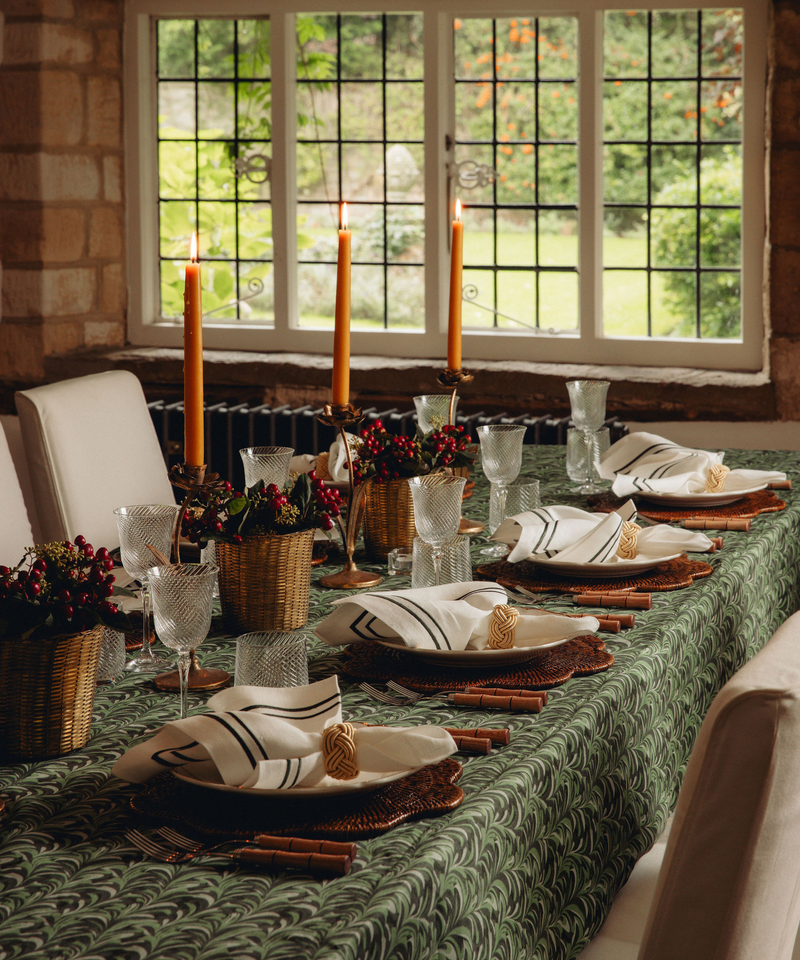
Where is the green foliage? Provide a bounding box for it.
[651,148,741,338]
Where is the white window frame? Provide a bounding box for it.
[124,0,767,371]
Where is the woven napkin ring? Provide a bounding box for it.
[616,521,642,560]
[488,604,519,649]
[316,451,332,480]
[705,463,730,493]
[322,722,359,781]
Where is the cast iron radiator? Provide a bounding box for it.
[148,400,628,493]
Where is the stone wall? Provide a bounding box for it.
[0,0,125,381]
[1,1,800,422]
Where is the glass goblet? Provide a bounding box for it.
[477,424,527,558]
[566,380,610,433]
[239,446,294,490]
[114,504,179,673]
[149,563,218,719]
[566,427,611,494]
[408,475,467,587]
[414,395,457,435]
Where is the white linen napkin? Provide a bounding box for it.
[289,435,359,483]
[315,581,600,651]
[598,432,786,497]
[492,501,714,564]
[111,676,455,790]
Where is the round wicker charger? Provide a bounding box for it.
[588,489,786,521]
[130,757,464,841]
[341,636,613,692]
[476,555,714,595]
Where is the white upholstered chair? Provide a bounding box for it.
[580,610,800,960]
[0,417,37,566]
[16,371,175,551]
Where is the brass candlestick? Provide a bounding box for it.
[317,402,383,590]
[436,368,484,536]
[153,462,231,693]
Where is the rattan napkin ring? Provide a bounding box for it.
[322,722,359,780]
[488,604,519,649]
[316,451,332,480]
[706,463,730,492]
[616,521,642,560]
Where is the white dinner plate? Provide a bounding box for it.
[531,552,682,579]
[173,764,424,797]
[633,482,768,508]
[376,635,571,666]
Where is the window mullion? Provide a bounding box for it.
[270,11,295,337]
[423,9,449,345]
[578,7,603,343]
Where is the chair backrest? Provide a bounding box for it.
[639,611,800,960]
[16,371,175,551]
[1,414,41,545]
[0,419,35,566]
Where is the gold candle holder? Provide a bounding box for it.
[152,462,231,693]
[436,367,484,536]
[317,402,383,590]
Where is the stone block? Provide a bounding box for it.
[39,70,83,146]
[769,150,800,247]
[0,320,44,381]
[0,71,40,146]
[43,318,82,354]
[86,74,120,147]
[771,78,800,145]
[771,337,800,419]
[0,206,85,262]
[774,3,800,75]
[101,261,124,312]
[3,266,95,317]
[94,26,120,68]
[102,153,121,202]
[77,0,121,24]
[4,22,92,65]
[0,152,100,201]
[84,319,123,347]
[88,206,121,258]
[0,0,74,17]
[769,248,800,336]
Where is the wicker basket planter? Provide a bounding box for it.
[362,478,417,561]
[215,528,315,632]
[0,625,104,761]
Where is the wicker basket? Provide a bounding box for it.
[0,625,104,761]
[216,528,315,632]
[362,478,417,561]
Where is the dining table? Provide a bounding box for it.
[1,445,799,960]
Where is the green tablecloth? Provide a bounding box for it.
[2,447,799,960]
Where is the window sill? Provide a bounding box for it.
[40,346,776,422]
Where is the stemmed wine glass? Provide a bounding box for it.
[114,504,179,673]
[408,475,466,587]
[413,395,457,435]
[477,424,527,557]
[566,380,610,494]
[149,564,218,719]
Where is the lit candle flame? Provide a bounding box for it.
[341,202,348,231]
[455,198,462,221]
[190,232,198,262]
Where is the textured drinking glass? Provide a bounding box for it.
[414,395,457,435]
[477,424,527,557]
[566,427,611,494]
[566,380,610,433]
[412,535,472,589]
[114,504,179,673]
[239,446,294,490]
[388,547,414,576]
[234,632,309,688]
[150,563,218,720]
[96,627,125,683]
[408,475,467,586]
[489,478,541,533]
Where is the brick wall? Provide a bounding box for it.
[0,0,125,381]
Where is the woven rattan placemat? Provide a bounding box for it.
[476,555,714,595]
[130,758,464,841]
[588,489,786,521]
[340,636,612,692]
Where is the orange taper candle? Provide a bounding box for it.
[183,232,204,466]
[447,199,464,370]
[332,202,351,406]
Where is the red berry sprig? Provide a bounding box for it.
[351,420,474,486]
